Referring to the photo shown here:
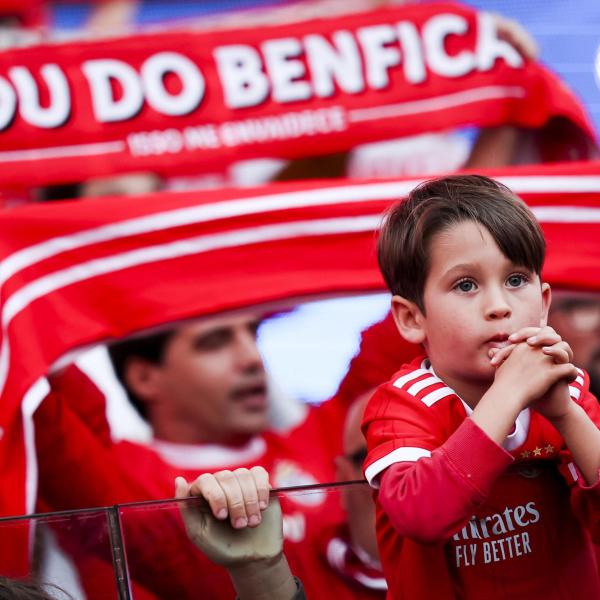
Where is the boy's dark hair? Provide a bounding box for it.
[107,330,175,419]
[378,174,546,312]
[0,577,71,600]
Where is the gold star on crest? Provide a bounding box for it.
[544,444,555,455]
[533,447,542,457]
[520,450,531,459]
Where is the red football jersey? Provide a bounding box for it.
[362,356,600,599]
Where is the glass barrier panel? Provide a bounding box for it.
[118,481,380,599]
[0,507,125,600]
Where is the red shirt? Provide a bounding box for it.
[362,356,600,600]
[320,524,387,598]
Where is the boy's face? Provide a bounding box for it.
[415,220,550,387]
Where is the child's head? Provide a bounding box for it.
[378,175,550,390]
[378,174,545,313]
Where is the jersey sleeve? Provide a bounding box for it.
[362,367,513,543]
[557,369,600,542]
[361,368,457,487]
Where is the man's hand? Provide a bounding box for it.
[175,467,282,567]
[176,468,300,600]
[489,326,578,418]
[491,13,538,60]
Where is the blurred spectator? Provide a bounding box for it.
[549,292,600,399]
[35,311,377,598]
[326,393,385,596]
[38,172,161,201]
[0,0,46,49]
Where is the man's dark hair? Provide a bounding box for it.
[377,174,546,312]
[0,577,71,600]
[107,330,175,419]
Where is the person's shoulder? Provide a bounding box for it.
[366,355,458,416]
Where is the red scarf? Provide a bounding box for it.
[1,160,600,573]
[0,2,594,187]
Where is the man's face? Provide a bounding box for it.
[145,313,269,444]
[335,393,378,560]
[418,220,550,393]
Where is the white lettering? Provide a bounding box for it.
[455,544,465,567]
[0,75,16,131]
[502,507,516,532]
[480,533,533,564]
[526,501,540,524]
[522,531,532,553]
[476,12,523,71]
[183,124,220,149]
[490,513,508,536]
[357,24,401,89]
[423,14,476,78]
[127,128,183,156]
[9,65,70,128]
[219,106,346,146]
[483,541,491,563]
[513,505,527,527]
[83,59,143,123]
[262,37,311,103]
[397,21,426,84]
[215,45,270,109]
[141,52,205,116]
[304,31,364,97]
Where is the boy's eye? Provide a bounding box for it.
[455,279,476,292]
[506,274,528,288]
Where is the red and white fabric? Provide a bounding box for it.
[0,2,594,186]
[0,161,599,573]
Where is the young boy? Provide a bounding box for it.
[362,175,600,599]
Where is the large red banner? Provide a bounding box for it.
[0,2,594,186]
[0,161,599,572]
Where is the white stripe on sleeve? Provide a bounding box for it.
[407,375,444,396]
[392,369,429,390]
[365,447,432,487]
[421,387,455,407]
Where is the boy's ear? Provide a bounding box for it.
[539,282,552,327]
[391,295,426,345]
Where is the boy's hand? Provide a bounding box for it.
[489,325,572,367]
[489,326,578,418]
